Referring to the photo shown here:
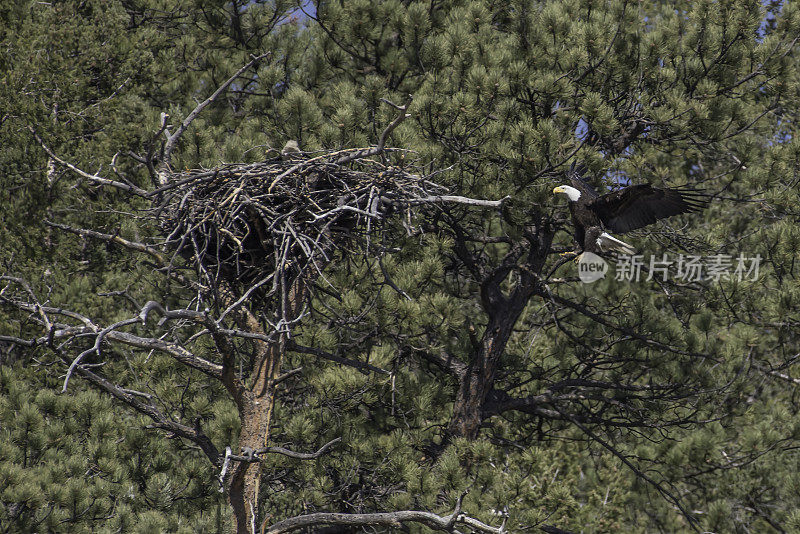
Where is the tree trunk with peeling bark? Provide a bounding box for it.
[225,278,308,533]
[227,360,281,534]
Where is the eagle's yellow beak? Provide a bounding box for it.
[553,186,564,194]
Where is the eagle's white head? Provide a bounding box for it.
[553,185,582,202]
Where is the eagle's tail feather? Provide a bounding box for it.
[597,232,636,255]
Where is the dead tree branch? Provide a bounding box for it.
[0,284,223,380]
[73,360,223,465]
[28,126,149,196]
[264,496,504,534]
[406,194,510,208]
[160,52,271,176]
[335,97,413,165]
[227,437,342,463]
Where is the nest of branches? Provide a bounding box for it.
[156,148,444,302]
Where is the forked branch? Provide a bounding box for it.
[335,97,413,165]
[28,127,149,196]
[160,52,271,174]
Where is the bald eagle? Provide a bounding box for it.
[553,171,707,255]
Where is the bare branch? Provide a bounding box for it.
[271,366,303,386]
[0,334,36,347]
[96,328,223,376]
[160,52,271,175]
[63,315,141,392]
[119,387,154,401]
[0,293,223,379]
[335,97,413,165]
[62,299,224,391]
[404,195,510,209]
[258,437,341,460]
[228,437,342,463]
[265,504,504,534]
[217,274,275,324]
[68,356,222,466]
[219,446,233,492]
[28,127,149,196]
[46,220,166,264]
[45,220,202,291]
[752,361,800,385]
[288,342,389,375]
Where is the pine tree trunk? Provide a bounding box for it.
[448,226,554,440]
[448,318,515,439]
[225,277,308,534]
[228,345,282,534]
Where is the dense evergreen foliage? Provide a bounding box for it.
[2,1,800,532]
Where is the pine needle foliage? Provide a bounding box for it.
[3,1,800,533]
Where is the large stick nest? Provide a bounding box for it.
[157,149,442,301]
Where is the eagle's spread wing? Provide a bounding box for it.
[589,185,707,233]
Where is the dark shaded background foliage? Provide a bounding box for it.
[3,0,800,532]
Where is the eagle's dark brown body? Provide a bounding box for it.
[555,170,708,254]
